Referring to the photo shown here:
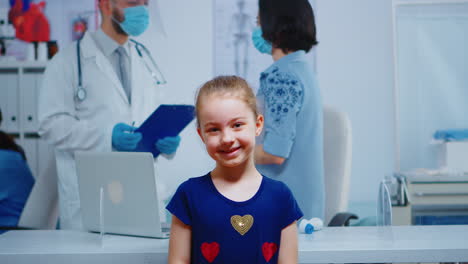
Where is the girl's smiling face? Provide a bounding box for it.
[197,95,263,168]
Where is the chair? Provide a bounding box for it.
[17,154,59,229]
[323,105,357,226]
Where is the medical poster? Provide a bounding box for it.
[213,0,271,91]
[213,0,317,91]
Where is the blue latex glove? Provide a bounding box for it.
[155,136,181,155]
[112,123,142,151]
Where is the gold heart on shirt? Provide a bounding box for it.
[230,214,254,236]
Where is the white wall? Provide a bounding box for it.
[315,0,395,204]
[136,0,215,195]
[5,0,397,206]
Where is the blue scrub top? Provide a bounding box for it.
[256,50,324,219]
[0,150,35,227]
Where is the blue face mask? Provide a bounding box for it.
[251,27,272,54]
[115,5,150,37]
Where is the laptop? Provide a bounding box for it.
[75,151,169,238]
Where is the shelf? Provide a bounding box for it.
[6,132,20,138]
[0,60,48,69]
[24,132,41,138]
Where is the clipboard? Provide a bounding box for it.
[134,104,195,157]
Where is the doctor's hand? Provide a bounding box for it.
[112,123,142,151]
[155,136,181,155]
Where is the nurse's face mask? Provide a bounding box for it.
[111,0,150,37]
[251,26,272,55]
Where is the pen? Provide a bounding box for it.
[131,121,135,134]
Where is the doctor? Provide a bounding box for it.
[38,0,180,230]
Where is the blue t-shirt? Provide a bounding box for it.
[166,173,303,264]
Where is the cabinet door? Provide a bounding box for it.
[22,68,44,133]
[0,68,20,133]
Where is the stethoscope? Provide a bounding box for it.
[75,38,167,102]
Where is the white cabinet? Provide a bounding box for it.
[22,68,43,132]
[0,67,20,133]
[0,61,52,179]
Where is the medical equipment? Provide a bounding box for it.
[377,180,392,226]
[385,174,409,206]
[130,39,167,85]
[299,218,323,234]
[392,170,468,225]
[434,129,468,142]
[75,38,166,102]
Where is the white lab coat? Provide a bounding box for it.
[38,32,161,230]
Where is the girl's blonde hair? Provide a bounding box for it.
[195,76,258,127]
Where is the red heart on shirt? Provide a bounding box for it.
[262,242,278,262]
[201,242,220,263]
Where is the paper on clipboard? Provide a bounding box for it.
[134,104,195,157]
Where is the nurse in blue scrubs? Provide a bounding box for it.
[254,0,324,220]
[0,108,35,228]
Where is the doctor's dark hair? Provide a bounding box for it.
[259,0,318,53]
[195,76,258,127]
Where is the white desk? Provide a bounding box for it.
[0,225,467,263]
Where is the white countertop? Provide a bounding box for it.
[298,225,468,263]
[1,225,467,263]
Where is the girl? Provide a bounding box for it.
[167,76,302,264]
[253,0,324,220]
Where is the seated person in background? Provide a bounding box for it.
[0,108,35,228]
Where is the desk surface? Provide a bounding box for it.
[1,225,467,263]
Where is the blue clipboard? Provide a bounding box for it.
[134,104,195,157]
